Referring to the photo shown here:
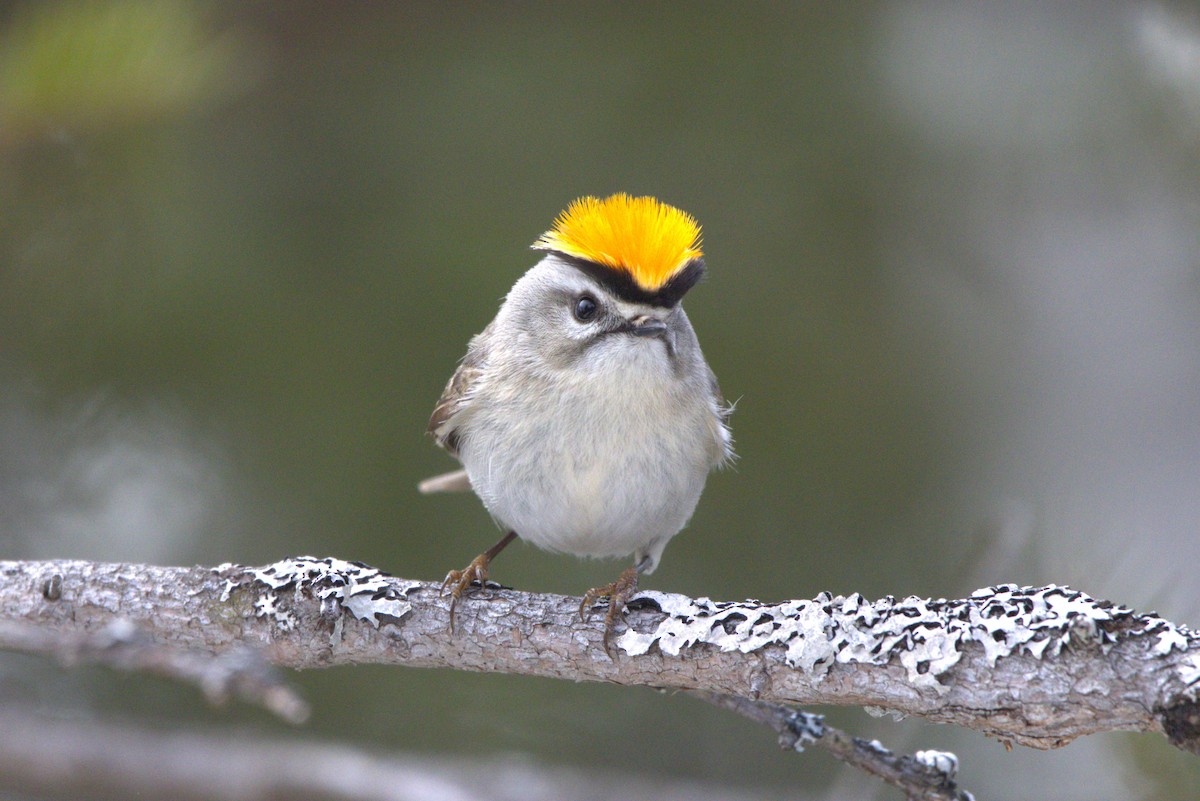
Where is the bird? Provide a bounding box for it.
[420,193,733,653]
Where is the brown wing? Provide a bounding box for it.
[427,325,491,459]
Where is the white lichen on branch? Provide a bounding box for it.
[2,556,1199,756]
[618,584,1200,696]
[219,556,422,635]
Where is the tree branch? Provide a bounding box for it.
[0,618,308,723]
[690,691,973,801]
[1,556,1198,758]
[0,709,769,801]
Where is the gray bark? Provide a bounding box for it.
[1,556,1198,755]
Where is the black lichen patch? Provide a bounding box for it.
[1160,698,1200,755]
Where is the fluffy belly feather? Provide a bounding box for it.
[460,370,713,568]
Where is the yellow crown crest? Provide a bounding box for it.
[532,194,703,292]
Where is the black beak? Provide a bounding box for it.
[627,316,668,337]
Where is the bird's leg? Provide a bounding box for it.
[441,530,517,631]
[580,556,651,658]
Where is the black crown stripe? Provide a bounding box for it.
[551,253,705,308]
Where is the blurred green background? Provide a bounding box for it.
[3,2,1200,798]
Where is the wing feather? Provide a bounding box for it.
[707,367,736,468]
[426,324,492,459]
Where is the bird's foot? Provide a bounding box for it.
[440,552,493,631]
[440,531,517,631]
[580,566,639,658]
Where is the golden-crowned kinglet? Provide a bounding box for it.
[420,194,733,651]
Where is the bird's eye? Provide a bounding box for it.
[573,295,598,322]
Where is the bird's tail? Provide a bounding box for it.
[418,469,472,494]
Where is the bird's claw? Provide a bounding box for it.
[580,566,639,659]
[440,552,492,631]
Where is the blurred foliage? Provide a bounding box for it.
[0,0,255,142]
